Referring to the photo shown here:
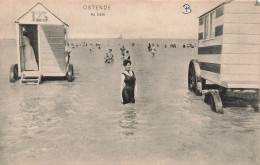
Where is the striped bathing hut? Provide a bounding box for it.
[188,0,260,113]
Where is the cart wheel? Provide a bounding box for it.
[204,92,223,114]
[9,64,18,83]
[188,59,202,96]
[67,64,74,82]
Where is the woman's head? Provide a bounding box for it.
[123,59,131,70]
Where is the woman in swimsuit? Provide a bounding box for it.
[120,59,137,104]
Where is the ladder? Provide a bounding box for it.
[20,71,41,85]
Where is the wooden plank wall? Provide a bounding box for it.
[39,25,66,76]
[198,7,224,84]
[221,1,260,88]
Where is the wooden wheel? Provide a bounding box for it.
[9,64,18,83]
[67,64,74,82]
[204,92,223,114]
[188,60,202,96]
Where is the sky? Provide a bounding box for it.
[0,0,248,39]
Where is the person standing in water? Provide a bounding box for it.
[120,45,126,58]
[23,36,38,71]
[148,43,151,51]
[104,49,114,63]
[124,50,130,60]
[120,59,137,104]
[151,43,156,56]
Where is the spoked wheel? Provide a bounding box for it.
[204,91,223,114]
[9,64,18,83]
[67,64,74,82]
[188,60,202,96]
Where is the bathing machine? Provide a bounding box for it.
[10,2,73,84]
[188,0,260,113]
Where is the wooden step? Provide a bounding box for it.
[22,71,41,77]
[22,79,39,82]
[24,82,38,85]
[23,77,39,79]
[21,79,40,84]
[20,71,41,85]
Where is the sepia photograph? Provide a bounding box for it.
[0,0,260,164]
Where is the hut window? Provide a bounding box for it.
[198,32,203,40]
[216,6,224,18]
[215,25,223,36]
[210,11,215,38]
[199,18,204,26]
[204,15,209,40]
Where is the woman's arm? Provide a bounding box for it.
[120,74,125,103]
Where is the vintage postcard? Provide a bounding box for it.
[0,0,259,164]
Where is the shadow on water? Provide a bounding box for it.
[119,104,138,136]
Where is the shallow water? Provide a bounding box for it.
[0,42,260,165]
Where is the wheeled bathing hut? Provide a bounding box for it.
[9,2,73,84]
[188,0,260,113]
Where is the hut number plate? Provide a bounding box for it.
[31,11,48,22]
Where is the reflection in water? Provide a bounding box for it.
[119,105,138,136]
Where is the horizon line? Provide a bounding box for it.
[0,37,197,40]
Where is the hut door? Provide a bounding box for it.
[19,24,39,72]
[39,25,66,76]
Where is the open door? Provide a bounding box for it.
[19,24,39,72]
[39,25,66,76]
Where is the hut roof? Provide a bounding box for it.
[15,2,69,27]
[199,0,234,18]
